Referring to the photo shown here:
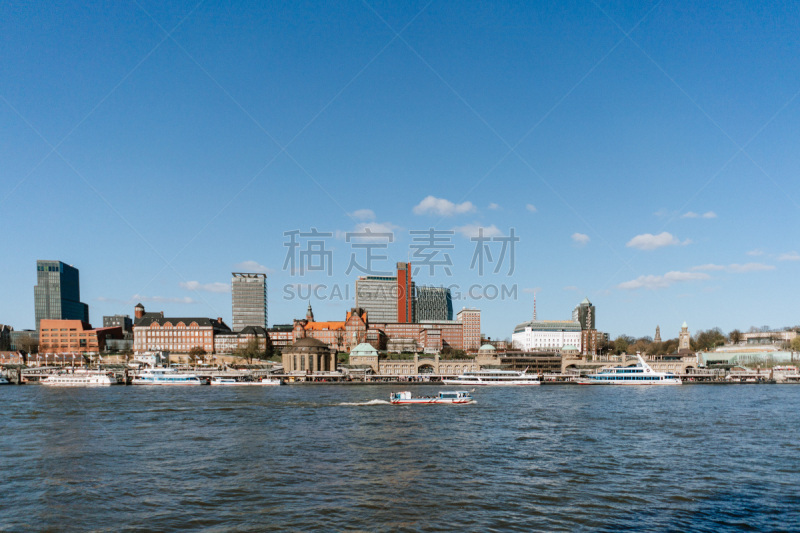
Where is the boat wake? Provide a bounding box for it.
[338,399,391,406]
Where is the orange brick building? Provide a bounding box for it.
[39,319,123,354]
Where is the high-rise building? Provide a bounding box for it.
[572,297,596,330]
[396,262,414,324]
[232,273,268,331]
[457,308,481,351]
[415,286,453,321]
[34,260,89,331]
[355,263,416,323]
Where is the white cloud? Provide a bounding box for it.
[453,224,502,239]
[413,196,475,216]
[563,285,579,291]
[525,204,537,213]
[233,260,272,274]
[728,263,775,273]
[617,271,710,290]
[350,209,376,221]
[691,264,726,271]
[746,249,764,256]
[132,294,197,304]
[488,203,501,210]
[681,211,717,219]
[179,281,230,293]
[692,262,775,273]
[522,287,542,294]
[337,221,400,241]
[571,233,590,245]
[626,232,689,250]
[778,251,800,261]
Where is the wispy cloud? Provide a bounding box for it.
[563,285,579,291]
[626,232,690,251]
[681,211,717,219]
[488,203,501,210]
[746,249,764,257]
[336,221,400,241]
[778,251,800,261]
[692,262,775,273]
[233,260,273,274]
[522,287,542,294]
[691,264,727,271]
[571,233,590,245]
[728,263,775,273]
[179,281,230,293]
[350,209,376,221]
[525,204,537,213]
[617,271,709,290]
[453,224,502,239]
[132,294,197,304]
[413,196,475,216]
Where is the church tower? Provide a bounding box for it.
[306,302,315,322]
[654,325,661,343]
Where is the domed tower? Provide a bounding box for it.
[134,303,145,320]
[306,302,315,322]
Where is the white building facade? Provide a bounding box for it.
[512,320,582,352]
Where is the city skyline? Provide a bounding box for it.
[1,2,798,338]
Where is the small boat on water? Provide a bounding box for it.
[210,376,282,386]
[576,354,682,385]
[40,372,118,387]
[0,375,11,385]
[390,390,475,405]
[132,367,204,385]
[442,369,540,386]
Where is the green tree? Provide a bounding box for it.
[614,336,629,355]
[188,346,207,364]
[790,337,800,352]
[234,338,264,365]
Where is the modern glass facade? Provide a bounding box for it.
[232,273,268,331]
[34,260,89,331]
[415,286,453,321]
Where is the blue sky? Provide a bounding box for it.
[1,0,798,340]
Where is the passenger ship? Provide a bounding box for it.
[390,390,475,404]
[41,371,119,387]
[576,354,682,385]
[442,369,540,386]
[132,368,204,385]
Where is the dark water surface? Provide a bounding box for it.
[1,384,799,532]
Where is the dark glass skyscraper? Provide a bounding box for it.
[34,260,89,330]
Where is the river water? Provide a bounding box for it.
[1,384,799,532]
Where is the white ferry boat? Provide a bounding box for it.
[210,376,282,386]
[390,391,475,405]
[576,354,682,385]
[132,368,204,385]
[41,372,118,387]
[442,369,540,386]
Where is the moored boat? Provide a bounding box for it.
[40,371,118,387]
[390,390,475,404]
[132,367,204,385]
[442,369,540,386]
[576,354,682,385]
[210,376,282,386]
